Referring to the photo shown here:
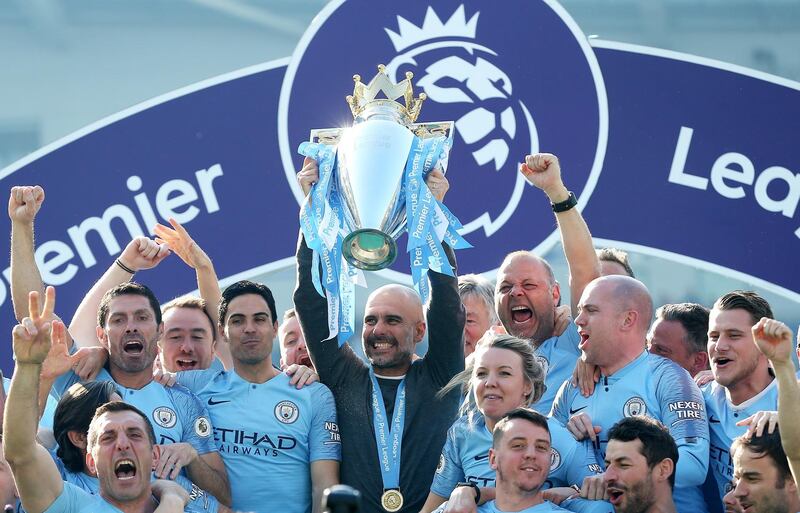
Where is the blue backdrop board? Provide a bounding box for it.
[1,0,797,372]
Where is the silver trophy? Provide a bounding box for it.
[310,65,453,271]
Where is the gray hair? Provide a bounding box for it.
[458,274,499,325]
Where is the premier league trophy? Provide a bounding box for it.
[298,64,470,346]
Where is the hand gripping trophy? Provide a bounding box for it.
[298,64,470,345]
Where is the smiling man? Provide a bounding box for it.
[702,291,779,510]
[293,162,465,513]
[435,408,571,513]
[279,309,313,370]
[604,417,678,513]
[159,297,219,372]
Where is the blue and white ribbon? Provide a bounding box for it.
[297,129,470,345]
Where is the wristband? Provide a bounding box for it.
[551,191,577,213]
[455,482,481,504]
[115,259,136,274]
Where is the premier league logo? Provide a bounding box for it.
[280,0,607,276]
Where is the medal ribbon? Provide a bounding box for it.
[370,370,406,492]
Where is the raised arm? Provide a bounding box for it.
[3,288,65,513]
[9,186,46,321]
[154,218,231,369]
[293,158,364,384]
[520,154,600,313]
[69,236,169,348]
[751,318,800,482]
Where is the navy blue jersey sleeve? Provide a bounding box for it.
[654,358,710,487]
[167,385,218,455]
[309,384,342,462]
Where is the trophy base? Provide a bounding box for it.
[342,229,397,271]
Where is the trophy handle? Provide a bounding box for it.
[310,128,345,145]
[409,121,454,140]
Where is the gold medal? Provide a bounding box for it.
[381,489,403,512]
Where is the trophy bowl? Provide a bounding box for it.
[308,65,454,271]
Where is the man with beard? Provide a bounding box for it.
[603,417,678,513]
[4,287,190,513]
[47,282,231,505]
[730,429,800,513]
[294,161,465,513]
[279,309,314,370]
[702,291,780,511]
[494,153,601,413]
[176,281,340,513]
[8,187,229,503]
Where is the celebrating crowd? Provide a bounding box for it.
[1,152,798,513]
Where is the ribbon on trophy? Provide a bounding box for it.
[298,64,471,347]
[403,131,470,302]
[298,140,363,345]
[298,133,468,345]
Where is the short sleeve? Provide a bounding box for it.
[309,384,341,462]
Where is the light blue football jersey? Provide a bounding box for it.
[431,414,610,513]
[702,378,778,504]
[551,351,710,513]
[533,324,581,414]
[432,414,602,495]
[43,482,123,513]
[178,369,341,513]
[52,369,217,455]
[52,451,217,513]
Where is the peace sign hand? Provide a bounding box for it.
[13,286,59,365]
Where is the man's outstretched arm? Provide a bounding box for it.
[9,186,46,322]
[154,218,231,369]
[69,236,170,348]
[521,154,600,314]
[751,318,800,483]
[3,288,65,513]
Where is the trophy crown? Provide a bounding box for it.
[346,64,426,124]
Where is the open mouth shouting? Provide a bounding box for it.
[713,356,733,371]
[123,336,145,355]
[174,358,199,370]
[511,305,533,324]
[114,458,137,481]
[607,486,625,506]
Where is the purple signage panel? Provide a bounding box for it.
[1,1,798,372]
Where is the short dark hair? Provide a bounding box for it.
[597,247,635,278]
[655,303,710,354]
[54,380,120,473]
[162,295,216,336]
[86,401,156,451]
[732,428,792,486]
[98,282,162,327]
[492,407,550,448]
[713,291,773,325]
[608,417,679,489]
[219,280,277,326]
